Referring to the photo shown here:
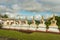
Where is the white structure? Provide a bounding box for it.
[29,16,37,31]
[0,15,59,33]
[2,20,10,29]
[0,19,3,24]
[11,20,22,30]
[20,17,29,30]
[48,14,59,32]
[2,19,21,30]
[37,16,46,31]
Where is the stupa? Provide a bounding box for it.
[37,16,46,31]
[9,20,16,29]
[29,16,37,31]
[0,19,3,24]
[2,20,10,29]
[11,20,21,30]
[21,17,29,30]
[48,14,59,32]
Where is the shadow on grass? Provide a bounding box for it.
[0,36,17,40]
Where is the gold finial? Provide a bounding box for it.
[40,16,44,21]
[40,16,44,24]
[19,17,21,24]
[25,16,27,20]
[25,16,28,24]
[53,14,55,20]
[32,16,34,20]
[32,16,35,24]
[32,16,34,22]
[41,16,44,20]
[19,16,20,20]
[42,16,43,19]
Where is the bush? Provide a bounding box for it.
[0,23,2,29]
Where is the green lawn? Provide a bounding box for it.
[0,29,60,40]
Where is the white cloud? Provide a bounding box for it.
[34,15,41,20]
[40,0,60,4]
[5,12,20,18]
[12,4,21,12]
[0,5,13,13]
[0,0,60,16]
[5,12,15,18]
[38,0,60,12]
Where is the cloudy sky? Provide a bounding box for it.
[0,0,60,19]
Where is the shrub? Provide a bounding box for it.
[0,23,2,29]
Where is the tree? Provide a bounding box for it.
[55,16,60,28]
[45,16,60,29]
[0,14,3,18]
[0,23,2,29]
[3,14,8,18]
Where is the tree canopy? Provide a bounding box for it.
[0,14,8,18]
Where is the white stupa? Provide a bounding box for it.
[21,17,29,30]
[12,20,21,30]
[2,20,10,29]
[29,16,37,31]
[37,16,46,31]
[48,14,59,33]
[9,20,15,29]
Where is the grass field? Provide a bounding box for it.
[0,29,60,40]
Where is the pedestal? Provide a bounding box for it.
[10,24,16,29]
[2,25,10,29]
[21,24,29,30]
[12,24,21,30]
[37,24,46,32]
[48,26,59,32]
[29,25,37,31]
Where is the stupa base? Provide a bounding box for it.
[37,27,46,32]
[2,26,9,29]
[29,27,37,31]
[48,28,59,33]
[20,27,29,30]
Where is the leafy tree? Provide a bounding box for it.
[45,16,60,29]
[55,16,60,29]
[3,14,8,18]
[0,14,8,18]
[0,14,3,18]
[28,20,32,25]
[0,23,2,29]
[35,20,40,25]
[45,20,51,29]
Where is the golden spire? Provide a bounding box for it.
[41,16,44,20]
[32,16,34,20]
[40,16,44,24]
[32,16,35,24]
[18,15,21,24]
[50,14,57,26]
[52,14,55,21]
[25,16,27,20]
[25,16,28,24]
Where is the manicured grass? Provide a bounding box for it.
[0,29,60,40]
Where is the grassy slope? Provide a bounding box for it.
[0,29,60,40]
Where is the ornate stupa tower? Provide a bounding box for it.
[48,14,59,33]
[29,16,37,31]
[25,16,28,24]
[32,16,36,24]
[21,16,29,30]
[19,17,21,25]
[50,14,57,26]
[37,16,46,32]
[40,16,45,24]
